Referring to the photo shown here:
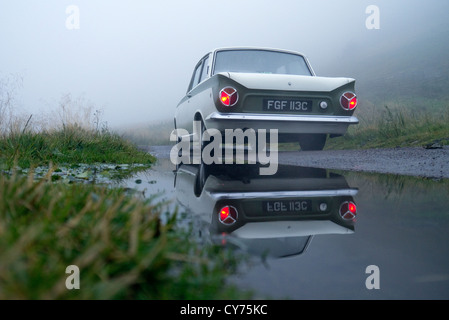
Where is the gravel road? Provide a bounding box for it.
[148,145,449,179]
[278,146,449,179]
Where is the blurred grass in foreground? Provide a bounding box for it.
[0,171,251,299]
[0,87,251,299]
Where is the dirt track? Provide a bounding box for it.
[278,146,449,179]
[148,145,449,179]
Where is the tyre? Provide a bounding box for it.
[299,134,327,151]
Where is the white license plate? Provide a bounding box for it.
[263,99,313,112]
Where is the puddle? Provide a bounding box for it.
[77,153,449,299]
[169,161,449,299]
[1,163,151,184]
[119,158,177,208]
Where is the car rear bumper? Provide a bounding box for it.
[206,112,358,135]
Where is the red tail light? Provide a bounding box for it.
[340,92,357,110]
[339,201,357,220]
[219,87,238,107]
[218,205,238,225]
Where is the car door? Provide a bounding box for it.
[175,53,212,135]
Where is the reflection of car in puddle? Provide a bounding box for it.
[174,164,358,258]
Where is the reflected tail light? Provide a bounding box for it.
[340,92,357,111]
[339,201,357,220]
[219,87,239,107]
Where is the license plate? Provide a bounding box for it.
[263,200,312,214]
[263,98,313,112]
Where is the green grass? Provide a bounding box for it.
[0,122,252,299]
[0,171,251,299]
[0,125,156,170]
[326,103,449,150]
[275,102,449,151]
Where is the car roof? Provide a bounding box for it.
[211,46,307,57]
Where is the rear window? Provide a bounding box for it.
[213,49,312,76]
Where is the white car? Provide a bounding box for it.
[174,47,358,152]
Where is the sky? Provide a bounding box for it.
[0,0,448,129]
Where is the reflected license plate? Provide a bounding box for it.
[263,200,312,214]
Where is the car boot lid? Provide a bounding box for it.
[220,72,355,92]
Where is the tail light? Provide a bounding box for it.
[218,205,238,225]
[219,87,239,107]
[339,201,357,220]
[340,92,357,110]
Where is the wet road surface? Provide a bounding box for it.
[147,145,449,179]
[279,146,449,180]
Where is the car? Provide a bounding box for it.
[174,47,358,154]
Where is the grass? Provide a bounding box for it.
[0,100,251,299]
[0,170,251,299]
[326,103,449,150]
[0,124,156,170]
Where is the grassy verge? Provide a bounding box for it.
[0,171,250,299]
[326,103,449,150]
[0,125,155,171]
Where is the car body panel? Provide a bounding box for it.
[225,72,354,92]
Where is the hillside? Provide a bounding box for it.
[320,28,449,111]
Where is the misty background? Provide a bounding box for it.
[1,0,448,134]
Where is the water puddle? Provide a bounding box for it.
[131,157,449,299]
[1,163,151,184]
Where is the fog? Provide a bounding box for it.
[0,0,448,129]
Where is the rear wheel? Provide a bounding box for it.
[299,134,327,151]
